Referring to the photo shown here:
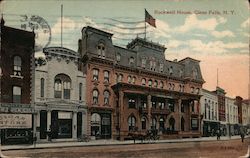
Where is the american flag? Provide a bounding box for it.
[145,9,156,28]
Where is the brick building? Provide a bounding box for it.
[0,18,35,144]
[78,26,204,140]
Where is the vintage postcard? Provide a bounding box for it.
[0,0,249,157]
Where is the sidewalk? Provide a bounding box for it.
[1,135,249,151]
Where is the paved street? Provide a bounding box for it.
[2,137,250,158]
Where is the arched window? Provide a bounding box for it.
[159,63,164,72]
[118,74,123,82]
[93,89,99,104]
[13,86,21,103]
[132,76,136,84]
[104,70,109,82]
[154,80,158,88]
[159,81,164,89]
[192,68,198,79]
[54,74,71,99]
[127,75,132,83]
[169,117,175,131]
[104,90,110,105]
[40,78,45,97]
[148,79,152,87]
[141,117,147,130]
[169,66,173,75]
[93,69,99,81]
[141,78,146,86]
[13,56,22,76]
[97,43,105,58]
[128,116,136,131]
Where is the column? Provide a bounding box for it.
[36,111,40,141]
[72,112,77,139]
[47,110,51,140]
[197,100,201,135]
[119,91,124,140]
[176,98,182,131]
[81,111,86,136]
[147,95,152,129]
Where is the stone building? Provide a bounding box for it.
[200,89,219,137]
[34,47,87,142]
[0,18,35,144]
[78,26,204,140]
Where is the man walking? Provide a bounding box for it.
[240,131,245,143]
[216,129,221,140]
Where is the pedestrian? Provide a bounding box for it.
[216,129,221,140]
[240,131,245,143]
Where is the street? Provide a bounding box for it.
[2,137,250,158]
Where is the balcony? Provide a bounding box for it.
[139,107,170,115]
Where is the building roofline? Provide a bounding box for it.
[81,26,113,37]
[178,57,201,63]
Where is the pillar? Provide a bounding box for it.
[119,91,124,140]
[72,111,77,139]
[47,110,51,140]
[81,111,86,136]
[176,98,182,131]
[36,111,40,140]
[147,95,152,129]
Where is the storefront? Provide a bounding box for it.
[203,121,220,137]
[91,112,111,139]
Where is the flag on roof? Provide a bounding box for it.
[145,9,156,28]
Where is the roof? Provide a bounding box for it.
[43,47,79,58]
[178,57,201,63]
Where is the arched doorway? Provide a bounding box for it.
[169,117,175,131]
[91,113,101,138]
[159,117,165,131]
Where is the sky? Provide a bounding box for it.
[1,0,249,99]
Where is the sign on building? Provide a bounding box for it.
[0,114,32,129]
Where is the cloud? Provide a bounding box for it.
[211,30,235,38]
[166,40,183,49]
[241,18,249,28]
[175,14,219,32]
[51,17,77,34]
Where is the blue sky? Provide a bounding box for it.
[1,0,249,98]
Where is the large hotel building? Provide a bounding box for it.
[78,26,205,140]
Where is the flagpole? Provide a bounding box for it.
[144,8,146,40]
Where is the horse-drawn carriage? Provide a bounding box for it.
[128,128,160,144]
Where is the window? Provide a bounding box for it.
[159,63,164,72]
[159,118,165,131]
[141,100,147,109]
[159,102,165,109]
[179,85,182,92]
[127,75,132,83]
[192,68,198,79]
[169,117,175,131]
[54,79,62,98]
[104,71,109,82]
[132,76,136,84]
[141,58,146,68]
[40,78,45,98]
[191,101,195,112]
[181,103,184,112]
[13,56,22,76]
[152,100,156,109]
[116,53,121,62]
[97,43,105,58]
[152,61,156,71]
[93,90,99,104]
[149,60,153,70]
[191,118,198,130]
[190,87,194,93]
[128,116,136,131]
[93,69,99,81]
[148,79,152,87]
[79,83,82,100]
[63,81,71,99]
[179,69,183,77]
[13,86,21,103]
[159,81,164,89]
[128,98,136,108]
[104,90,110,105]
[154,80,158,88]
[118,74,123,82]
[196,88,200,94]
[168,83,172,90]
[172,84,175,91]
[141,117,146,130]
[141,78,146,86]
[129,57,135,65]
[168,100,175,112]
[169,66,173,75]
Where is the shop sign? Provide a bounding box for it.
[0,114,32,129]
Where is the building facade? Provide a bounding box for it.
[200,89,219,137]
[34,47,87,142]
[78,26,204,140]
[225,97,238,136]
[0,18,35,144]
[242,99,250,134]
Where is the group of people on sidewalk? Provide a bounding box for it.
[216,129,246,143]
